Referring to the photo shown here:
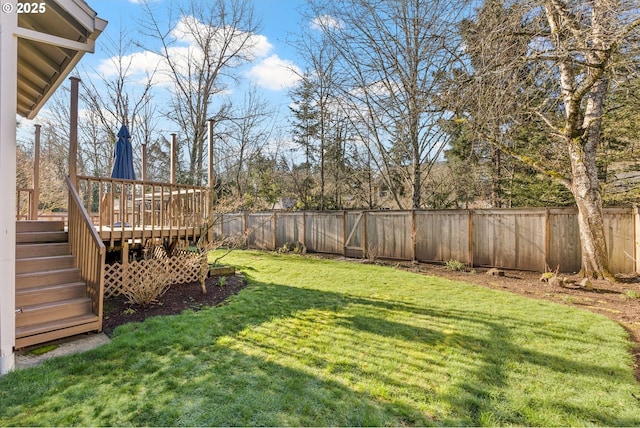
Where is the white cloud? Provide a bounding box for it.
[95,15,303,94]
[247,55,301,91]
[170,15,272,61]
[96,49,171,85]
[310,14,343,31]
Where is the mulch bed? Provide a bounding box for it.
[101,274,246,336]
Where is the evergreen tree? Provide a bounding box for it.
[289,73,320,209]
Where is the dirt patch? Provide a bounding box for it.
[102,274,246,336]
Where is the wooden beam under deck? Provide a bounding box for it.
[98,225,204,247]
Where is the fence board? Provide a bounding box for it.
[276,213,305,248]
[247,213,275,250]
[222,213,244,238]
[604,209,635,274]
[367,211,412,260]
[547,209,581,272]
[305,212,343,254]
[344,212,364,258]
[415,210,471,264]
[473,210,546,271]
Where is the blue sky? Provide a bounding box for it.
[17,0,316,163]
[82,0,308,115]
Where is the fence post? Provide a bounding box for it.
[635,206,640,273]
[362,211,368,259]
[272,212,277,251]
[342,210,346,256]
[411,210,416,262]
[302,211,307,248]
[545,208,551,270]
[468,210,474,267]
[243,211,248,248]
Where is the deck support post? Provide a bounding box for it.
[31,124,41,220]
[121,240,130,291]
[69,76,80,187]
[141,143,147,182]
[207,119,215,242]
[170,134,177,185]
[122,241,129,265]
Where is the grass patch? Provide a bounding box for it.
[444,259,467,271]
[28,344,59,356]
[1,251,639,426]
[624,289,640,299]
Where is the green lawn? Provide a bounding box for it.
[1,251,639,426]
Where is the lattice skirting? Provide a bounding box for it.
[104,252,207,298]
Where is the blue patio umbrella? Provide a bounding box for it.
[110,125,136,180]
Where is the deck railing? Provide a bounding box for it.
[66,176,106,326]
[16,188,34,220]
[75,175,210,246]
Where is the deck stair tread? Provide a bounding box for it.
[16,231,68,243]
[16,313,99,338]
[16,254,76,274]
[18,297,91,312]
[15,267,80,277]
[16,267,82,289]
[16,221,65,233]
[15,220,101,348]
[16,242,71,258]
[16,282,86,306]
[16,297,93,327]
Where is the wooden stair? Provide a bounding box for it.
[15,221,101,349]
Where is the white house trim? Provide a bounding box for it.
[0,0,105,376]
[15,26,97,53]
[0,0,18,375]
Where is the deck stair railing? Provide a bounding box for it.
[16,188,34,220]
[66,175,106,323]
[75,175,210,246]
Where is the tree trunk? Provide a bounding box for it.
[568,140,611,279]
[411,162,420,209]
[567,76,612,279]
[545,0,613,280]
[491,144,501,208]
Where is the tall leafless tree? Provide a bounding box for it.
[139,0,261,185]
[307,0,467,209]
[221,85,275,202]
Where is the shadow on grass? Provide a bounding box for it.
[1,273,638,426]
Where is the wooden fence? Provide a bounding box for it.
[213,208,640,274]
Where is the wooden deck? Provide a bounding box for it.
[12,176,211,348]
[95,224,204,245]
[76,176,211,247]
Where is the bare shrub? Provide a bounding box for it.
[122,260,172,305]
[366,243,379,262]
